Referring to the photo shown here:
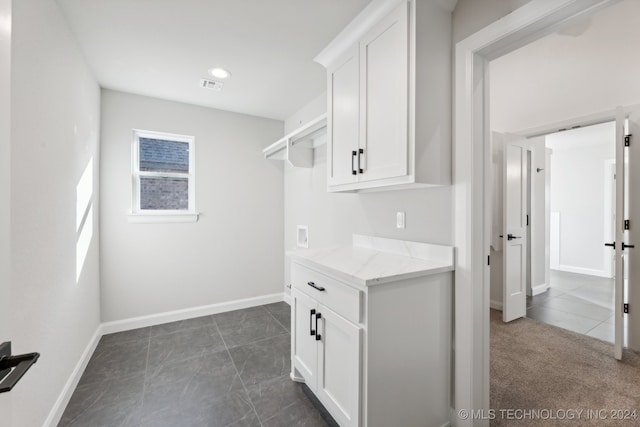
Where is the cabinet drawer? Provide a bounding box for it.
[291,263,361,324]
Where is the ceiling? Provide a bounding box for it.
[56,0,372,121]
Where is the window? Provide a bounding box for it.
[130,130,197,222]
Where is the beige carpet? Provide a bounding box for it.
[490,309,640,426]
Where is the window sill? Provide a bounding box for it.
[128,212,199,223]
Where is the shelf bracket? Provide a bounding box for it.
[287,138,313,168]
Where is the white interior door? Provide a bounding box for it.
[503,137,528,322]
[615,108,640,358]
[0,0,11,419]
[614,109,626,360]
[626,110,640,353]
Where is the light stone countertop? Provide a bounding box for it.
[288,235,455,287]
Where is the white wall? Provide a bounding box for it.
[283,97,453,294]
[0,0,11,422]
[547,125,615,276]
[285,92,326,134]
[10,0,101,425]
[490,0,640,133]
[100,90,284,322]
[452,0,531,43]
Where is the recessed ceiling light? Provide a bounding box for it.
[209,68,231,79]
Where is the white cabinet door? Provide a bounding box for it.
[328,45,360,187]
[291,288,318,390]
[359,1,408,183]
[317,304,362,427]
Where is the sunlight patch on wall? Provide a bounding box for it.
[76,158,93,282]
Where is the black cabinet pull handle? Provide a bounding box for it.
[623,243,635,250]
[358,148,364,173]
[507,234,521,241]
[310,309,316,336]
[307,281,325,292]
[351,151,357,175]
[315,312,322,341]
[605,242,616,249]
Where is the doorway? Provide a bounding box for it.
[490,122,617,341]
[453,0,625,421]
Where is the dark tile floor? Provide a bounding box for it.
[526,270,615,342]
[58,302,330,427]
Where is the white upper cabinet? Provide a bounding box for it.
[316,0,452,192]
[359,2,408,183]
[328,47,360,186]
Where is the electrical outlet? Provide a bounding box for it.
[396,212,405,229]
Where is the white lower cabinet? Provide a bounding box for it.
[291,287,361,427]
[291,288,318,389]
[290,261,451,427]
[316,302,362,427]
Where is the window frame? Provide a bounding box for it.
[129,129,198,223]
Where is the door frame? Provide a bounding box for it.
[453,0,619,424]
[0,0,11,422]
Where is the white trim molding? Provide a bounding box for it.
[531,283,549,297]
[131,128,197,219]
[454,1,619,425]
[553,265,612,278]
[127,212,199,223]
[43,328,102,427]
[314,0,404,68]
[102,293,284,334]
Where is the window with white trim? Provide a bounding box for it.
[131,130,197,221]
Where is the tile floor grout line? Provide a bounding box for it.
[214,320,265,427]
[136,327,153,424]
[527,273,614,341]
[217,319,289,350]
[584,317,611,335]
[535,301,614,322]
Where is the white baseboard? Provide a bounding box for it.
[43,326,102,427]
[102,293,284,335]
[531,283,549,296]
[490,299,503,311]
[554,265,612,279]
[45,292,285,426]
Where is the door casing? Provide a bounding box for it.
[453,0,620,424]
[0,0,11,421]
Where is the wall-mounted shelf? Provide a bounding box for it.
[263,113,327,168]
